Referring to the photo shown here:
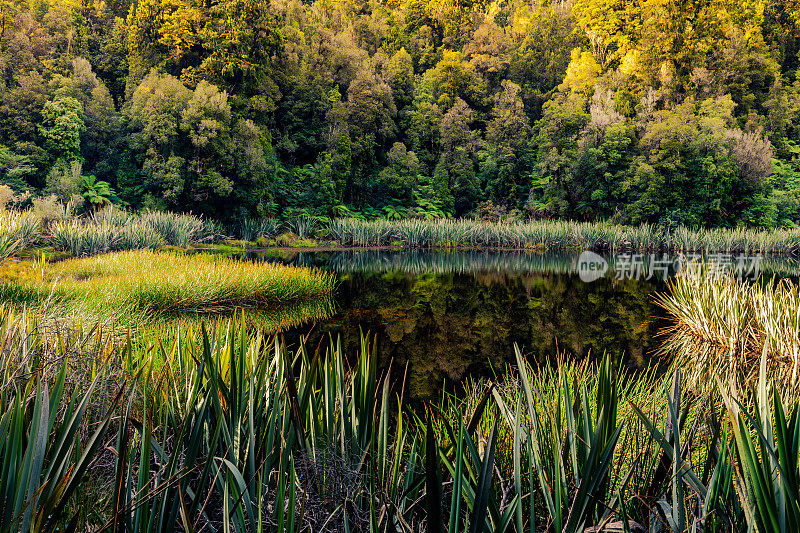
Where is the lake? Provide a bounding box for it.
[237,249,694,398]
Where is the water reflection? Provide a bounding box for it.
[254,248,800,276]
[158,298,337,332]
[253,249,680,278]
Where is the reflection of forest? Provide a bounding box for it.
[287,269,666,399]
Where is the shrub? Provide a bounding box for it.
[0,210,41,260]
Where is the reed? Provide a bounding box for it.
[113,324,424,532]
[115,222,166,251]
[0,305,125,532]
[722,358,800,533]
[10,205,800,258]
[0,310,798,531]
[20,250,336,318]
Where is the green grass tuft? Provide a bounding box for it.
[0,312,796,531]
[1,250,335,323]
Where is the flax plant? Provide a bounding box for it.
[657,269,800,396]
[0,210,40,262]
[1,308,799,531]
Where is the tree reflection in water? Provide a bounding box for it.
[241,250,671,399]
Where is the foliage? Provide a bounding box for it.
[38,96,85,163]
[19,250,335,314]
[0,210,40,262]
[0,349,122,532]
[0,0,798,225]
[237,217,282,241]
[79,174,121,207]
[326,217,800,253]
[46,208,216,255]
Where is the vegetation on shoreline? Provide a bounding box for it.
[0,311,797,531]
[327,218,800,253]
[12,204,800,260]
[0,206,220,258]
[6,0,800,523]
[0,210,41,262]
[2,0,800,229]
[48,209,219,256]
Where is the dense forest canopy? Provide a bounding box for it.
[0,0,799,226]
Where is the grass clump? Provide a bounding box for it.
[327,217,800,253]
[238,217,282,241]
[4,250,335,319]
[49,219,161,256]
[657,268,800,395]
[137,209,218,246]
[0,210,41,261]
[51,250,335,314]
[49,209,218,257]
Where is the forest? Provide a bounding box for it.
[0,0,799,227]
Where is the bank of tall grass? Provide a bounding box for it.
[5,206,800,258]
[0,309,797,532]
[49,209,219,256]
[1,250,335,321]
[657,269,800,396]
[318,249,800,278]
[327,218,800,253]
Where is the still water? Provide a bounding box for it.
[246,250,686,399]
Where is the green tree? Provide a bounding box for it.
[0,145,36,191]
[436,98,481,214]
[180,80,234,201]
[387,48,415,109]
[623,96,774,227]
[346,61,397,204]
[45,159,82,202]
[528,91,590,217]
[80,173,122,208]
[377,142,421,205]
[39,95,85,163]
[425,50,487,109]
[124,69,192,203]
[54,57,123,182]
[480,80,533,209]
[404,76,443,173]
